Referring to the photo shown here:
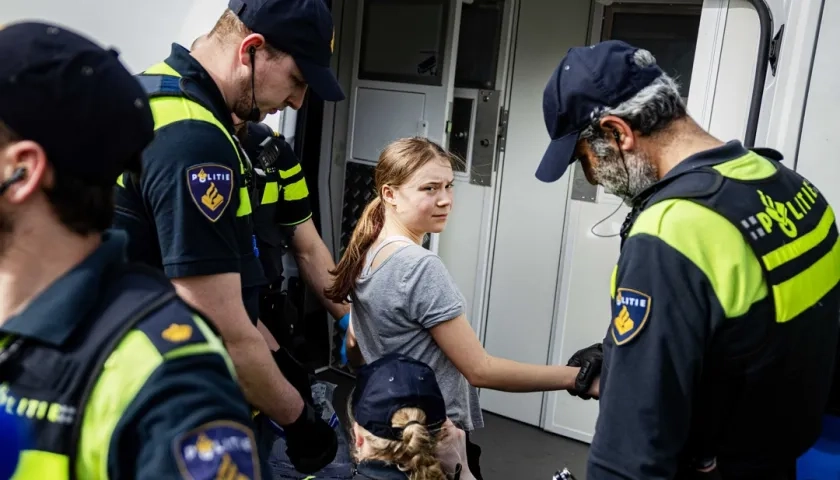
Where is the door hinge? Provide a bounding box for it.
[768,24,785,76]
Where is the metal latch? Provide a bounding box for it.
[768,24,785,76]
[497,107,509,153]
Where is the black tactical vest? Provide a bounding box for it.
[622,149,840,477]
[0,264,180,479]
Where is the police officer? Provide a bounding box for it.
[240,121,350,353]
[112,0,343,473]
[537,40,840,479]
[0,22,264,479]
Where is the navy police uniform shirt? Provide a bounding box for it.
[0,230,266,479]
[588,141,840,479]
[114,44,266,323]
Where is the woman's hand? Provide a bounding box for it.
[435,419,476,479]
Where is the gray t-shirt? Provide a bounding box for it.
[350,236,484,432]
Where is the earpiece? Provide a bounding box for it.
[0,167,26,196]
[612,129,621,144]
[8,168,26,183]
[245,45,260,123]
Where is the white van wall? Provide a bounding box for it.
[1,0,285,132]
[1,0,225,73]
[477,0,591,427]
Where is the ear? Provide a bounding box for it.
[598,115,636,152]
[381,184,398,207]
[238,33,267,66]
[1,140,49,205]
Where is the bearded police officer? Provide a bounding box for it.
[112,0,343,472]
[0,22,264,479]
[538,40,840,479]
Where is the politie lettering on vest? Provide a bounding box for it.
[110,0,343,473]
[537,39,840,479]
[0,21,267,479]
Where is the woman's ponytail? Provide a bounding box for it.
[324,196,385,303]
[398,420,448,480]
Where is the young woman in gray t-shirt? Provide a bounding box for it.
[326,137,598,478]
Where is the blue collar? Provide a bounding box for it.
[660,139,752,181]
[0,229,128,346]
[162,43,236,134]
[630,140,783,207]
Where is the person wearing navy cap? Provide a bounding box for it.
[348,353,474,480]
[113,0,343,473]
[538,40,839,479]
[0,21,266,479]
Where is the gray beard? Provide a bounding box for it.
[589,138,658,204]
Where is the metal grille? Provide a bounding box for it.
[339,161,377,255]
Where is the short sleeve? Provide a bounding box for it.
[588,233,714,480]
[140,121,243,279]
[404,253,465,329]
[276,163,313,226]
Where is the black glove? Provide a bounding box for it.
[566,343,603,400]
[275,402,338,473]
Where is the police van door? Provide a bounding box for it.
[339,0,513,332]
[343,0,464,253]
[541,0,795,444]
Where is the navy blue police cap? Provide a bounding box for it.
[352,353,447,441]
[536,40,663,183]
[0,22,154,186]
[229,0,345,102]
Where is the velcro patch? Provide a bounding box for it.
[136,302,208,356]
[186,164,234,222]
[611,288,652,346]
[174,421,259,480]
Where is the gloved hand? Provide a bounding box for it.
[268,402,338,473]
[566,343,603,400]
[337,313,350,366]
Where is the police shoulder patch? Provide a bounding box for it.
[611,288,652,346]
[136,302,208,356]
[186,163,234,222]
[174,420,260,480]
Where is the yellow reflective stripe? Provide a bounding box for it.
[165,314,237,380]
[283,178,309,202]
[713,152,777,181]
[12,450,68,479]
[610,265,618,298]
[141,63,252,217]
[116,173,125,188]
[278,212,313,227]
[630,199,767,318]
[279,164,302,179]
[261,181,280,205]
[763,207,836,271]
[77,330,164,479]
[773,237,840,323]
